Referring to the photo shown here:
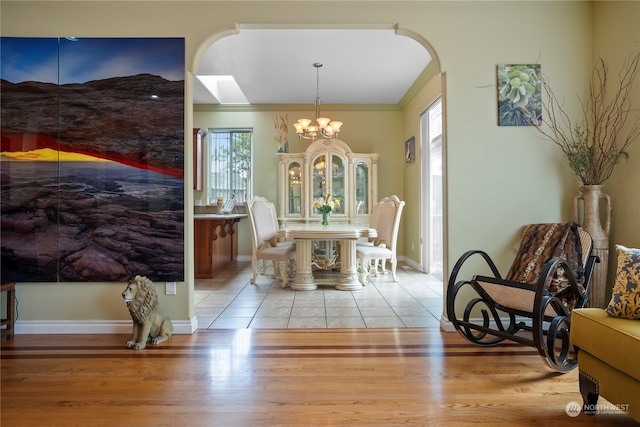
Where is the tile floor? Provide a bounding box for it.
[195,260,444,329]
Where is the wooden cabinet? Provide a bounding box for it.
[277,139,378,225]
[194,215,244,278]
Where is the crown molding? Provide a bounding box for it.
[194,103,403,113]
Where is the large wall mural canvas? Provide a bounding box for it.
[1,37,185,283]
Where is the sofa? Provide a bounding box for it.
[570,244,640,422]
[570,308,639,421]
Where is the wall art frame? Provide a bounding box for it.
[497,63,542,126]
[405,136,416,166]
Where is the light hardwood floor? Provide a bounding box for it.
[1,329,636,426]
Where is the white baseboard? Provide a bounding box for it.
[439,315,456,332]
[15,318,198,335]
[397,255,423,272]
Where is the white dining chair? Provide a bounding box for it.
[356,195,405,284]
[356,199,383,275]
[246,196,295,287]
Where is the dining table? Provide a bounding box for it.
[278,223,377,291]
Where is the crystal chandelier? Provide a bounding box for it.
[293,63,343,141]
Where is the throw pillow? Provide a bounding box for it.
[605,245,640,319]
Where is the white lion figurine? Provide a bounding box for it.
[122,275,173,350]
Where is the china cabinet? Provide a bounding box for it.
[277,139,378,226]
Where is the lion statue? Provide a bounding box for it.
[121,275,173,350]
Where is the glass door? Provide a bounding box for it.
[421,98,443,278]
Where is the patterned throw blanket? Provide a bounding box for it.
[506,222,585,311]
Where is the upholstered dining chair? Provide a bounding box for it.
[356,199,383,275]
[356,195,405,284]
[246,196,295,287]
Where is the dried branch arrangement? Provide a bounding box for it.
[534,52,640,184]
[273,114,289,150]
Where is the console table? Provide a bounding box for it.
[279,223,376,291]
[194,214,246,279]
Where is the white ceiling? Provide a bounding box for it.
[193,29,432,105]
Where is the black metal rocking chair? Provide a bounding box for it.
[446,222,599,372]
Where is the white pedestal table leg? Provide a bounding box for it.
[336,239,362,291]
[290,239,317,291]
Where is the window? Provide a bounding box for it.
[208,128,252,204]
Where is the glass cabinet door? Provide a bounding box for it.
[355,161,369,215]
[288,162,302,215]
[331,155,345,214]
[312,155,327,209]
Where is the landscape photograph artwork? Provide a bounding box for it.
[1,37,185,283]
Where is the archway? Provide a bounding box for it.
[190,25,445,329]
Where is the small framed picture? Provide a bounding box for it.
[405,136,415,166]
[497,64,542,126]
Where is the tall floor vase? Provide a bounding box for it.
[573,185,611,308]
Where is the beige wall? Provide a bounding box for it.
[3,1,637,326]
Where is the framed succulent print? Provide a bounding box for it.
[497,64,542,126]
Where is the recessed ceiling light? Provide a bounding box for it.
[196,75,249,105]
[150,94,159,100]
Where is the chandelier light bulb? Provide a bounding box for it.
[329,121,342,131]
[316,117,330,128]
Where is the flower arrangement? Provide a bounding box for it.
[533,52,640,185]
[273,114,289,153]
[313,193,340,225]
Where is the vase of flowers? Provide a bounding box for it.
[321,211,330,226]
[314,193,340,226]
